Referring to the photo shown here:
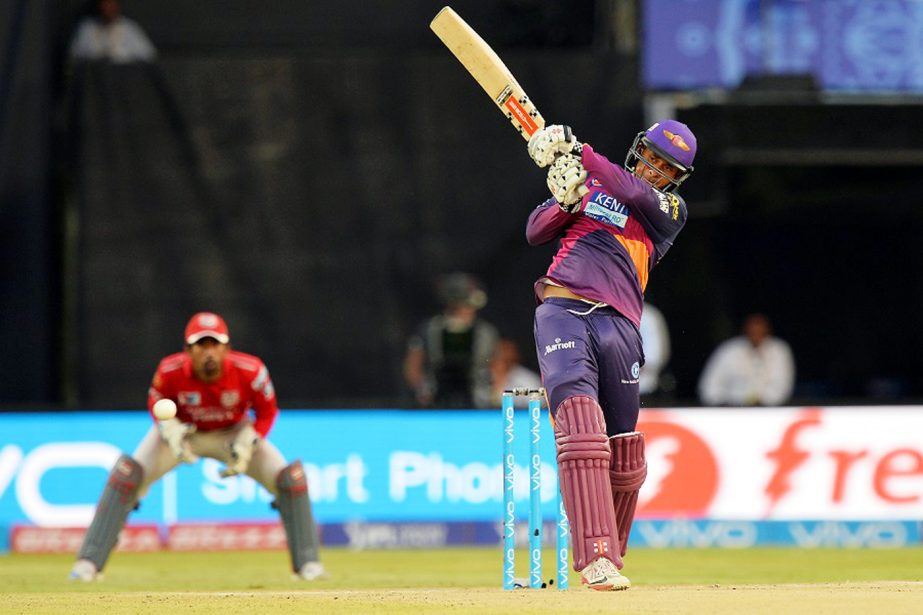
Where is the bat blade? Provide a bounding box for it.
[430,6,545,141]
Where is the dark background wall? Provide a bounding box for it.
[3,0,923,409]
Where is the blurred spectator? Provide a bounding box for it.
[403,272,499,408]
[697,313,795,406]
[639,302,671,398]
[69,0,157,64]
[489,337,542,408]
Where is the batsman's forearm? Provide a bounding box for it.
[526,198,573,245]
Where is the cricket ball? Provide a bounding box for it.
[153,398,178,421]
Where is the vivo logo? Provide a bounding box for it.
[789,521,909,548]
[636,520,757,548]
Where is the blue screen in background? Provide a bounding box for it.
[0,410,559,527]
[643,0,923,93]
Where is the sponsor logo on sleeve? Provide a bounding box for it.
[657,193,670,214]
[251,366,275,400]
[656,193,680,221]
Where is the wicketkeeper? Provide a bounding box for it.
[70,312,324,581]
[525,120,696,590]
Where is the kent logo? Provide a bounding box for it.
[583,192,629,229]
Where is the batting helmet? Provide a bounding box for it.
[625,119,696,193]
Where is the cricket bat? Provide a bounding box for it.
[430,6,544,141]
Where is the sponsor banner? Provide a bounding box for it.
[321,520,560,549]
[0,410,562,527]
[1,407,922,532]
[319,519,923,550]
[11,525,160,554]
[637,408,923,520]
[630,520,920,549]
[168,522,287,551]
[11,519,917,553]
[324,521,491,549]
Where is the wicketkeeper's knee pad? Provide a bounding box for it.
[609,432,647,557]
[77,454,143,570]
[275,460,320,571]
[554,396,621,571]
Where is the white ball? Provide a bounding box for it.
[153,398,177,421]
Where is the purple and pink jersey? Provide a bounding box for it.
[526,144,687,327]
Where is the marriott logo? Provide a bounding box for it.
[544,338,576,355]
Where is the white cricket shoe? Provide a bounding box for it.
[69,559,99,582]
[296,561,326,581]
[580,557,630,591]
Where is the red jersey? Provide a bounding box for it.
[147,350,278,437]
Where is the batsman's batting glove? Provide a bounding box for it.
[527,124,583,168]
[547,153,588,212]
[220,423,260,478]
[158,418,199,463]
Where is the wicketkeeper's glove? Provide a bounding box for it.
[220,423,260,478]
[158,418,199,463]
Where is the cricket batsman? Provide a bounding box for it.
[525,120,696,589]
[70,312,324,581]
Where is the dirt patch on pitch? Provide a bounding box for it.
[301,583,923,614]
[10,582,923,614]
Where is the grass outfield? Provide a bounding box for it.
[1,547,922,614]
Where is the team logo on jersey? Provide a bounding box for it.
[544,337,577,356]
[663,129,691,151]
[590,177,602,187]
[584,192,629,229]
[670,194,680,220]
[178,391,201,406]
[221,390,240,408]
[621,362,641,385]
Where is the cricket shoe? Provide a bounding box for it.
[296,561,326,581]
[69,559,100,582]
[580,557,630,591]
